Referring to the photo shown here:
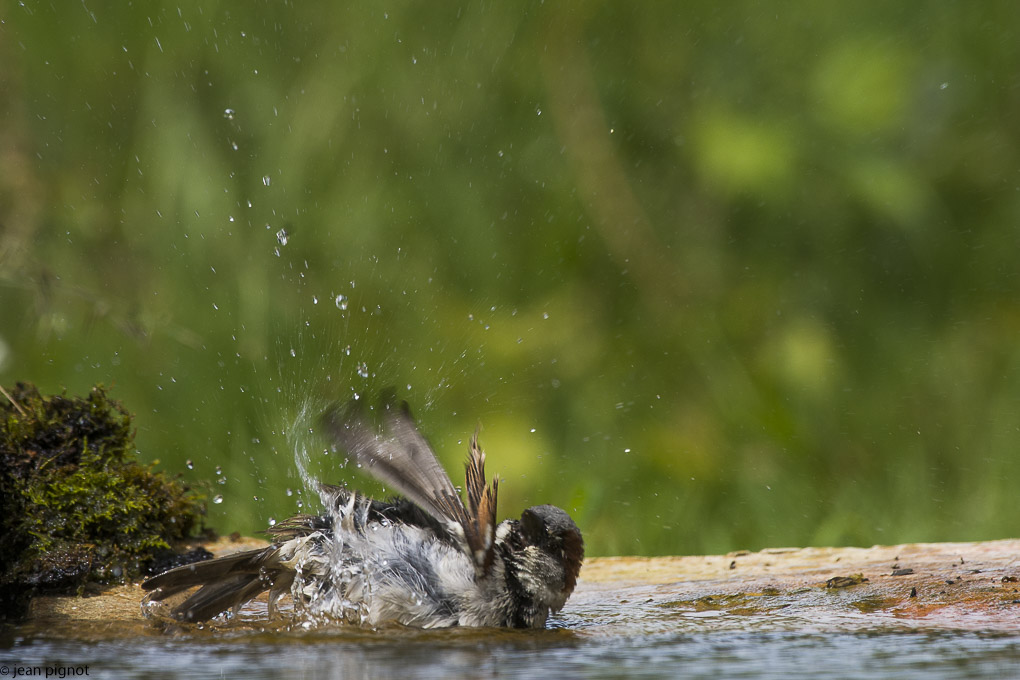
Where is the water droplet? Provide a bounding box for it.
[335,294,348,310]
[357,362,369,379]
[290,348,297,357]
[213,495,223,504]
[263,175,271,187]
[185,459,194,470]
[312,295,319,304]
[286,488,293,497]
[268,517,276,526]
[223,108,235,120]
[940,82,949,90]
[543,312,549,319]
[276,228,289,245]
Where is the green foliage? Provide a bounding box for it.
[0,383,204,615]
[1,3,1019,557]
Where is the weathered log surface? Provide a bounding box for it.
[573,538,1019,634]
[25,538,1020,638]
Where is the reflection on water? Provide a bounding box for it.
[2,577,1019,680]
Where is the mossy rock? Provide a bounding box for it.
[0,382,206,618]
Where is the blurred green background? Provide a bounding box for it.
[2,2,1018,557]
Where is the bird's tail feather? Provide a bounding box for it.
[142,548,288,622]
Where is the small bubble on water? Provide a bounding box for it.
[357,362,369,379]
[185,459,194,469]
[212,495,223,504]
[290,348,297,357]
[223,108,235,120]
[335,294,349,310]
[276,228,289,246]
[312,295,319,304]
[263,175,271,187]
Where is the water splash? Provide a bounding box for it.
[286,393,328,503]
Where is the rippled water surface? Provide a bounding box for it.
[4,627,1019,680]
[3,578,1018,680]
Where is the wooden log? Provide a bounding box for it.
[25,538,1020,635]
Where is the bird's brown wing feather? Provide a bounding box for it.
[465,428,499,574]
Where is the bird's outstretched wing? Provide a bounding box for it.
[320,396,498,575]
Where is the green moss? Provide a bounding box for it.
[0,382,205,617]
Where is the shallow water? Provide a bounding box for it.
[3,576,1018,679]
[3,626,1019,679]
